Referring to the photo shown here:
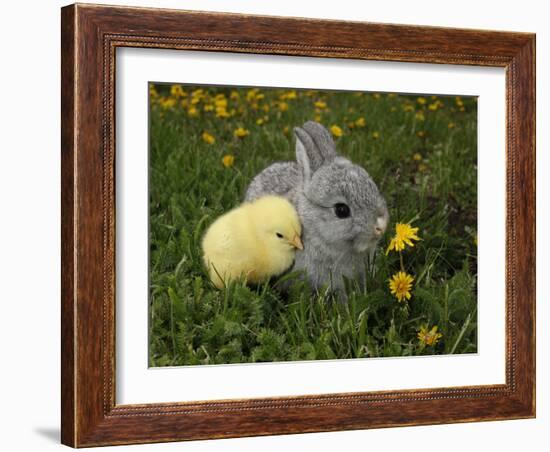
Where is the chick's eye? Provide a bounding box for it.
[334,203,351,219]
[276,233,284,239]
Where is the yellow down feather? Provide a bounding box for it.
[201,196,303,289]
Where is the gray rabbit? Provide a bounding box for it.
[245,121,389,296]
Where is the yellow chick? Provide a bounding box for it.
[202,196,303,289]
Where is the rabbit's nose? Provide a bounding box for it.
[374,216,388,236]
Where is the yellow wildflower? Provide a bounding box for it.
[278,102,289,112]
[417,97,427,105]
[190,89,204,104]
[417,325,442,346]
[403,104,415,112]
[234,127,250,138]
[314,114,322,122]
[314,100,327,109]
[386,222,421,254]
[159,97,176,110]
[389,271,414,302]
[455,96,464,107]
[203,104,214,112]
[355,117,367,128]
[330,125,343,138]
[222,154,235,168]
[417,130,426,138]
[188,106,199,118]
[215,107,230,118]
[280,90,297,100]
[170,84,186,98]
[246,88,261,102]
[149,84,158,100]
[283,126,290,136]
[256,117,265,125]
[230,90,240,101]
[418,163,428,172]
[428,103,439,111]
[448,122,456,129]
[373,93,381,99]
[413,153,422,161]
[202,131,215,145]
[214,97,228,109]
[372,131,380,140]
[415,111,425,121]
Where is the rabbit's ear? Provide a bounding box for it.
[301,121,338,163]
[294,122,337,183]
[294,126,316,183]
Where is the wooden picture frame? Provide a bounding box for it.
[61,3,535,447]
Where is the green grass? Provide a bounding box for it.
[148,84,478,366]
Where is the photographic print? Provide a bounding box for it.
[61,5,535,445]
[148,84,478,366]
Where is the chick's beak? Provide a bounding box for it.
[289,234,304,250]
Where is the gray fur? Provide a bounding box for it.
[244,121,389,297]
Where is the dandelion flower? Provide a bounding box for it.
[417,97,427,105]
[415,111,425,122]
[386,222,421,254]
[428,103,439,111]
[417,325,442,346]
[355,117,367,128]
[234,127,250,138]
[283,126,290,136]
[214,97,228,109]
[413,153,422,161]
[216,107,230,118]
[372,131,380,140]
[280,90,297,100]
[187,106,199,118]
[159,97,176,110]
[389,271,414,302]
[202,131,215,145]
[314,100,327,109]
[170,84,186,98]
[330,125,343,138]
[222,154,235,168]
[278,102,289,112]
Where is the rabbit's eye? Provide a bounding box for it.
[276,232,284,239]
[334,203,351,219]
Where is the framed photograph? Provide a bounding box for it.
[61,3,535,447]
